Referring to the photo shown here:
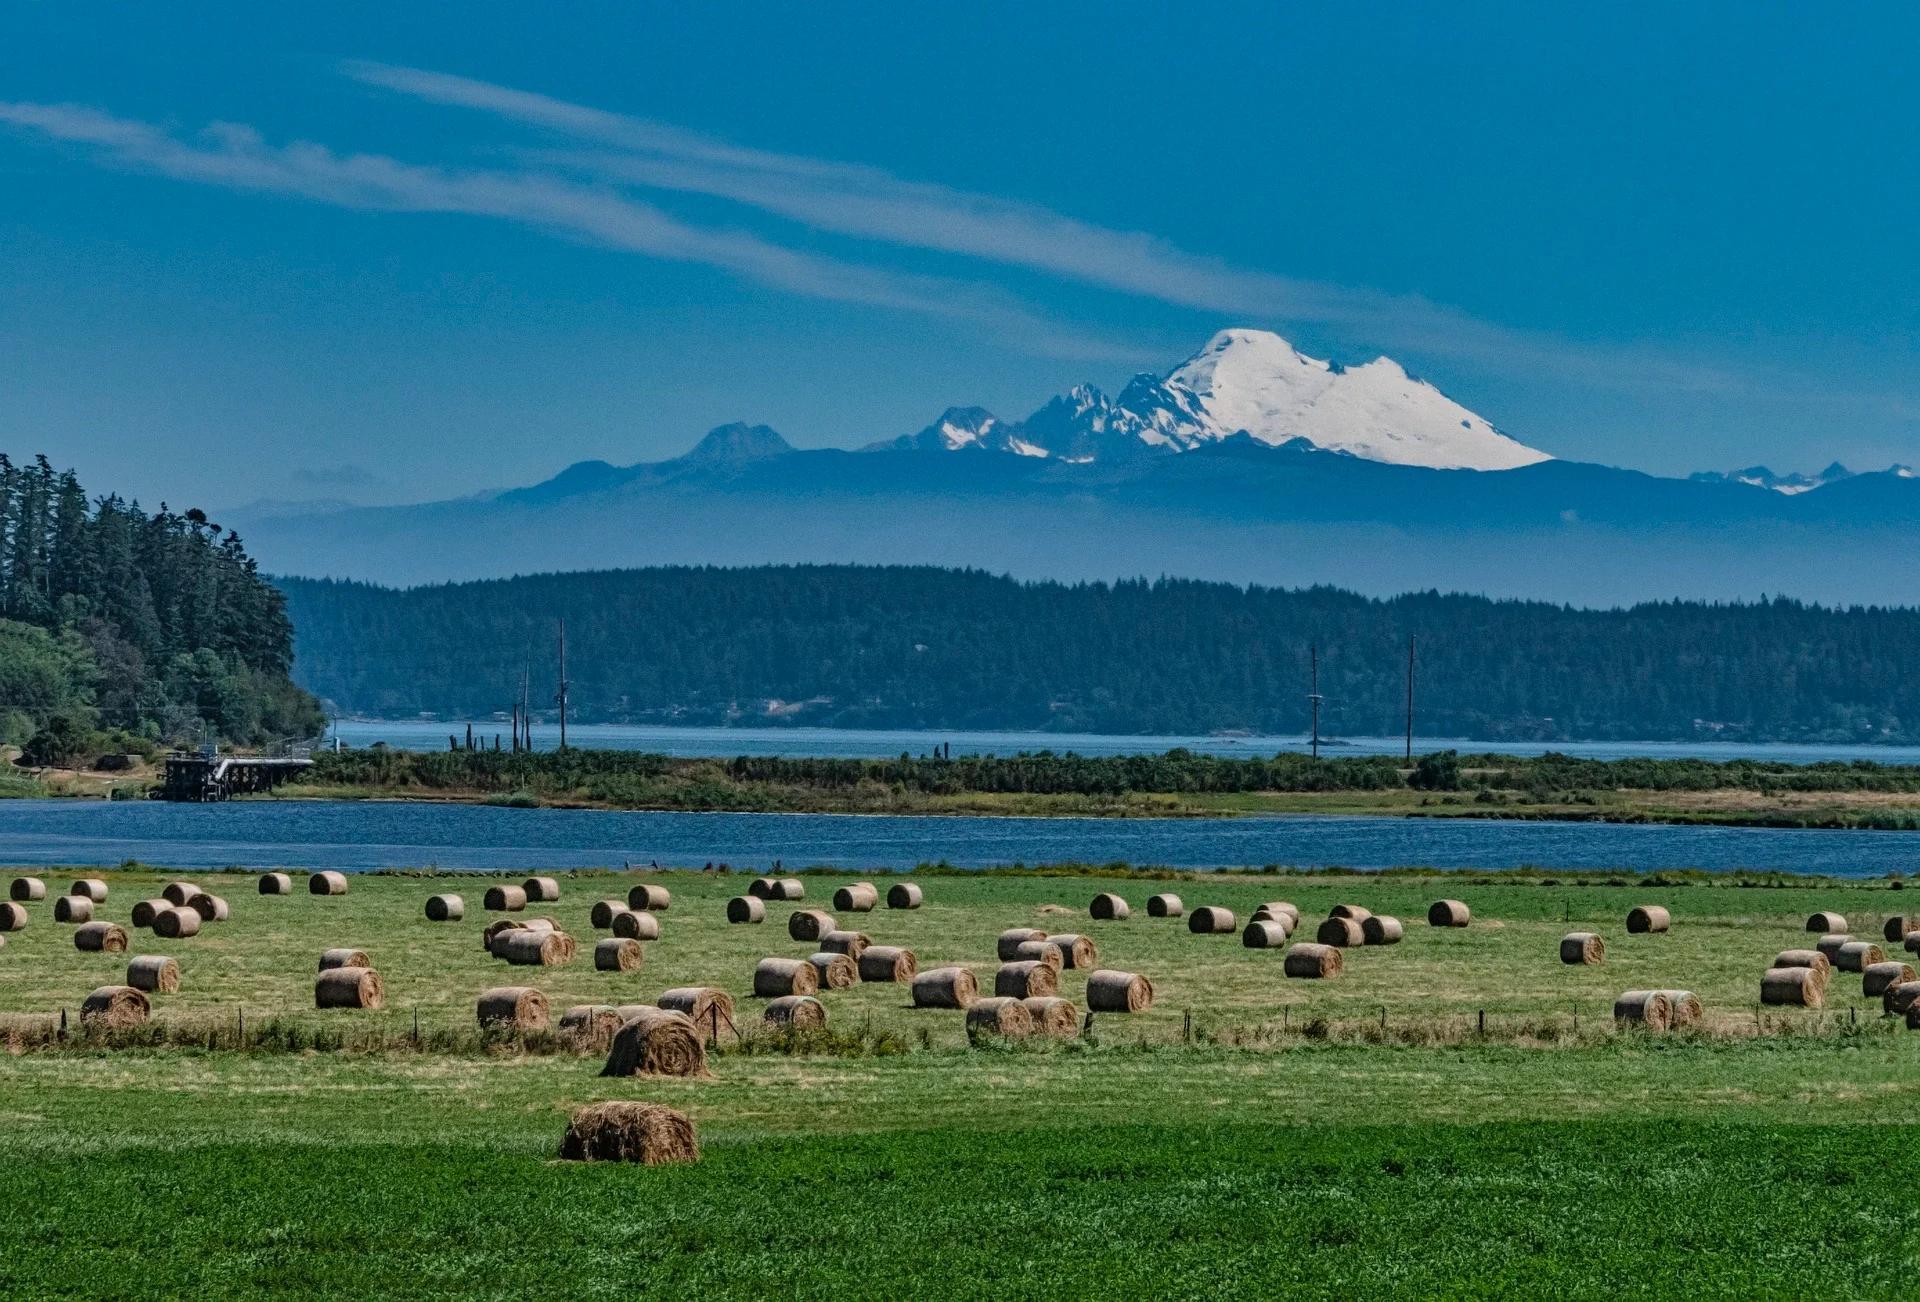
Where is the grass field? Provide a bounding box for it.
[2,866,1918,1296]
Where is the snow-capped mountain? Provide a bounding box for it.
[879,328,1553,472]
[1689,462,1917,495]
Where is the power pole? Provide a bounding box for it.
[1308,642,1323,759]
[520,656,531,752]
[555,619,569,751]
[1405,634,1417,761]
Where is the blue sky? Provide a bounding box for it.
[2,2,1917,508]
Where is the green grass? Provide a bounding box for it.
[4,866,1920,1295]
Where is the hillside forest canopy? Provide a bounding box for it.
[0,454,323,765]
[279,565,1914,744]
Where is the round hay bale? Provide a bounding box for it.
[153,907,201,939]
[521,876,561,902]
[425,893,464,922]
[1086,969,1154,1013]
[1761,967,1824,1007]
[1010,939,1064,971]
[858,945,918,984]
[1883,979,1920,1017]
[1146,893,1184,918]
[725,895,766,925]
[1089,892,1131,921]
[0,902,26,932]
[1047,934,1098,969]
[1328,903,1373,923]
[186,893,229,922]
[1249,907,1296,933]
[52,895,93,924]
[482,918,523,952]
[69,879,108,903]
[911,966,978,1009]
[595,937,645,973]
[612,909,660,940]
[1863,961,1917,998]
[1884,916,1920,943]
[626,884,671,912]
[995,960,1059,999]
[161,881,199,906]
[1254,901,1301,925]
[1242,920,1291,949]
[965,997,1035,1039]
[127,954,180,993]
[997,927,1049,960]
[657,987,734,1028]
[8,877,45,902]
[771,878,805,900]
[1316,916,1366,948]
[754,956,820,998]
[1284,942,1344,979]
[1428,899,1471,927]
[1187,907,1236,935]
[484,884,528,913]
[558,1005,623,1050]
[1654,989,1703,1027]
[886,882,923,909]
[1361,915,1405,946]
[807,951,858,989]
[1835,940,1885,973]
[1560,932,1605,965]
[787,909,836,943]
[130,898,169,928]
[499,929,572,967]
[1626,905,1671,935]
[308,872,348,897]
[1772,949,1832,975]
[1907,1003,1920,1031]
[1908,933,1920,957]
[1815,933,1853,964]
[748,877,778,899]
[819,930,871,959]
[832,882,879,913]
[558,1101,699,1165]
[80,985,148,1028]
[1021,996,1079,1036]
[477,985,550,1029]
[588,898,627,928]
[258,872,293,895]
[315,966,384,1010]
[763,995,826,1028]
[74,920,128,952]
[1806,910,1847,933]
[1613,990,1673,1029]
[601,1007,706,1077]
[318,947,370,971]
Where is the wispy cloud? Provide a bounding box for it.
[0,100,1136,362]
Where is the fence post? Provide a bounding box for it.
[1477,1009,1485,1037]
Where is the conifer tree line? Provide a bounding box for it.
[279,564,1918,744]
[0,453,323,762]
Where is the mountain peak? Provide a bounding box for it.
[682,422,793,464]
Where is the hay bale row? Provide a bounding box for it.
[8,877,45,902]
[1560,932,1605,965]
[478,985,549,1029]
[832,882,878,913]
[887,882,923,909]
[997,927,1047,960]
[1428,899,1471,927]
[127,955,180,994]
[1284,943,1342,979]
[1316,916,1365,948]
[595,937,645,972]
[1361,915,1404,946]
[315,966,384,1010]
[602,1008,706,1077]
[425,893,464,922]
[258,872,293,895]
[965,997,1033,1038]
[309,871,348,896]
[80,985,148,1028]
[764,995,826,1028]
[1047,934,1097,969]
[820,930,871,959]
[1806,910,1847,933]
[1863,961,1918,998]
[754,957,819,998]
[725,895,766,925]
[808,951,858,989]
[318,947,370,971]
[74,922,128,953]
[52,895,93,924]
[558,1101,698,1165]
[1188,906,1235,935]
[911,966,977,1009]
[995,960,1057,999]
[749,877,804,900]
[1147,893,1184,918]
[1089,892,1130,921]
[788,909,836,943]
[1086,969,1153,1013]
[627,884,671,912]
[859,945,917,984]
[1761,967,1825,1007]
[69,878,108,903]
[1626,905,1670,935]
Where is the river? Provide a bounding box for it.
[3,799,1916,876]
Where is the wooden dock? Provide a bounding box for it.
[160,753,314,802]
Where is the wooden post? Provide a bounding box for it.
[1405,634,1416,761]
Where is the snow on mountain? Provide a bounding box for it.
[1690,462,1856,495]
[875,328,1552,472]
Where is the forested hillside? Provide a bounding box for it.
[0,454,323,763]
[279,566,1916,744]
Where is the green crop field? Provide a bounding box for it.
[1,866,1917,1297]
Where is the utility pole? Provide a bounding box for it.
[1405,634,1417,761]
[555,619,569,751]
[520,656,531,752]
[1308,642,1323,759]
